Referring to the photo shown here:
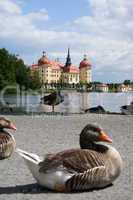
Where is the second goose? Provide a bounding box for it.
[0,117,17,160]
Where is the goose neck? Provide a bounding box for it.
[80,139,96,150]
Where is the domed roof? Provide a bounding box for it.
[38,51,51,66]
[79,55,91,69]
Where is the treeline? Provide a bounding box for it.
[0,48,41,91]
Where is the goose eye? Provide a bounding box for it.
[95,127,101,133]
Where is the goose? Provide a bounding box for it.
[16,124,123,192]
[40,91,64,112]
[85,105,106,114]
[121,101,133,115]
[0,117,17,160]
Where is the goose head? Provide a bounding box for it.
[80,124,112,149]
[0,117,17,131]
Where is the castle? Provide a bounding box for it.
[30,49,92,84]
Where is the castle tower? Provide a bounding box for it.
[65,48,72,67]
[79,55,92,83]
[63,48,79,84]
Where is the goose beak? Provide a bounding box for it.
[99,131,112,143]
[9,123,17,131]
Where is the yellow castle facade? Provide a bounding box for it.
[31,49,92,84]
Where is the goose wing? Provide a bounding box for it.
[66,166,106,191]
[39,149,106,173]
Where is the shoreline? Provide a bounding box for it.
[0,111,126,116]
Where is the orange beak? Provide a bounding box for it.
[99,131,112,143]
[9,123,17,131]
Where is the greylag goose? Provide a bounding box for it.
[16,124,123,192]
[85,105,106,114]
[121,101,133,115]
[0,117,17,160]
[40,91,64,112]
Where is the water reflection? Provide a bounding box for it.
[1,92,133,113]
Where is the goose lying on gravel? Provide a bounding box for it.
[16,124,123,192]
[0,117,17,160]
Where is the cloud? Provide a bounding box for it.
[71,0,133,80]
[0,0,133,82]
[0,0,21,14]
[26,9,49,22]
[0,1,49,47]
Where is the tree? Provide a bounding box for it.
[15,59,28,88]
[0,48,16,87]
[0,74,6,90]
[123,80,131,85]
[0,48,41,91]
[86,82,92,90]
[29,70,41,90]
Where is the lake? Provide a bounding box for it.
[0,92,133,113]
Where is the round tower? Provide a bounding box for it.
[79,55,92,83]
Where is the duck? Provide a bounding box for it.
[40,91,64,112]
[121,101,133,115]
[0,117,17,160]
[85,105,106,114]
[16,124,123,192]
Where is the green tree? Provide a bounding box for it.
[29,70,41,90]
[15,59,28,88]
[123,80,131,85]
[0,48,16,87]
[0,48,41,91]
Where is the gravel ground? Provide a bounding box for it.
[0,114,132,200]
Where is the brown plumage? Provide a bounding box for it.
[39,149,105,173]
[0,117,17,160]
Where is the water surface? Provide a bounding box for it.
[1,92,133,113]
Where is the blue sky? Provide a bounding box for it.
[22,0,90,22]
[0,0,133,82]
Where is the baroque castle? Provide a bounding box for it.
[30,49,92,84]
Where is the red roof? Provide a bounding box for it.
[79,58,91,69]
[31,64,38,69]
[32,53,84,74]
[38,55,51,66]
[38,53,64,70]
[64,65,79,73]
[50,61,62,70]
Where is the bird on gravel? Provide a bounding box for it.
[121,101,133,115]
[0,117,17,160]
[40,91,64,112]
[16,124,123,192]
